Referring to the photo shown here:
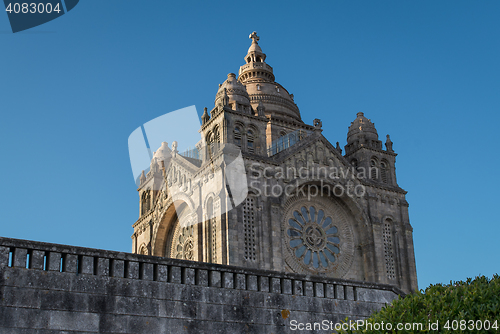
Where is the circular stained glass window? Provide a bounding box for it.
[282,197,355,277]
[287,206,340,269]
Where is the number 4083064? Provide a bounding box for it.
[6,3,61,14]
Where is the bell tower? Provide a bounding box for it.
[344,112,398,186]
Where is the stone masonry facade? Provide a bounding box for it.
[132,32,418,294]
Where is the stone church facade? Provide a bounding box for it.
[131,32,418,294]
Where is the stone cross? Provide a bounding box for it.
[249,31,259,43]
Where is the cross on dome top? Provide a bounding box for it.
[249,31,259,44]
[245,31,265,62]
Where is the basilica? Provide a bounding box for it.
[131,32,418,294]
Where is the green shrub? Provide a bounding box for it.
[341,275,500,333]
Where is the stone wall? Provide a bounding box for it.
[0,237,403,333]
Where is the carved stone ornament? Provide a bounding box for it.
[172,225,194,261]
[313,118,322,129]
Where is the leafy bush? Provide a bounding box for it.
[341,275,500,333]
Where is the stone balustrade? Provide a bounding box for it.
[0,237,403,300]
[0,237,403,333]
[239,62,273,73]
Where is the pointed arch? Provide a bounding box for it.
[370,157,379,181]
[141,190,151,215]
[380,159,389,184]
[151,195,196,258]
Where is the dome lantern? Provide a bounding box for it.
[245,31,267,63]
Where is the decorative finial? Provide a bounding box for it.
[313,119,322,129]
[202,107,210,125]
[249,31,259,44]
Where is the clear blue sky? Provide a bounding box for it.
[1,1,499,291]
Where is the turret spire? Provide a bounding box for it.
[201,107,210,125]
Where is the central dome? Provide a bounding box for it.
[237,32,302,122]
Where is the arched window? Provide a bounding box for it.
[383,219,396,280]
[141,192,147,215]
[206,131,213,158]
[277,131,287,152]
[243,195,256,261]
[206,126,220,158]
[247,129,255,153]
[206,197,216,263]
[370,158,379,181]
[139,244,148,255]
[380,160,389,184]
[234,126,242,148]
[141,191,151,215]
[213,126,220,145]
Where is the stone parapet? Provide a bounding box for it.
[0,237,403,333]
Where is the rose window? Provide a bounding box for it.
[175,226,194,261]
[287,206,340,269]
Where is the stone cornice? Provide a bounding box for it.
[268,115,311,129]
[248,93,300,115]
[223,108,268,123]
[344,145,398,157]
[132,210,153,229]
[359,179,407,195]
